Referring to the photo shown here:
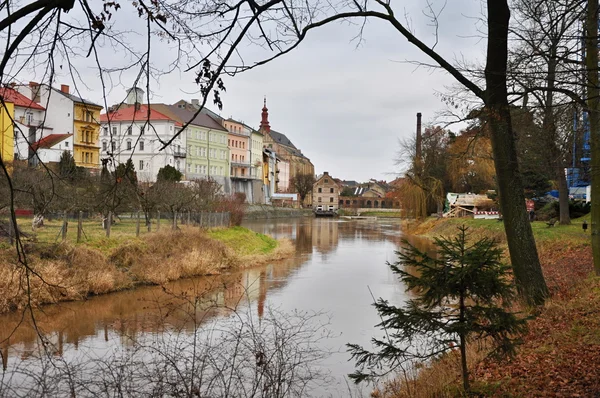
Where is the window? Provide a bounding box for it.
[112,127,117,136]
[219,166,223,175]
[111,141,115,151]
[330,197,334,202]
[85,152,89,164]
[318,197,322,202]
[126,141,132,150]
[187,164,191,173]
[103,127,108,136]
[139,141,144,151]
[318,188,322,193]
[139,160,144,170]
[140,126,144,135]
[65,141,69,148]
[228,139,230,146]
[127,126,132,135]
[324,179,329,183]
[102,141,107,151]
[330,188,334,193]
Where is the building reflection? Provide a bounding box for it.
[0,218,432,367]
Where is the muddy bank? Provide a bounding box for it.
[0,226,294,314]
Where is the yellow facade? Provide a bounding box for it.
[73,103,102,168]
[0,101,15,167]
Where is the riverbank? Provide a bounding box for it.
[0,226,293,314]
[377,217,596,397]
[244,204,314,219]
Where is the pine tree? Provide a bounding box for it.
[348,225,527,392]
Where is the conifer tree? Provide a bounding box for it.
[348,226,527,392]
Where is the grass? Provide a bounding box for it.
[359,211,403,218]
[208,226,278,255]
[377,215,596,397]
[0,223,293,314]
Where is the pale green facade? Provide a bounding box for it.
[186,125,230,180]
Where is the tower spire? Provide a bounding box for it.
[260,96,270,133]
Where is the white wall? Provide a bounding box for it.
[100,119,184,182]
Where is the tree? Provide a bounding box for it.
[290,173,315,204]
[587,0,600,275]
[58,151,77,181]
[157,165,183,182]
[348,226,527,393]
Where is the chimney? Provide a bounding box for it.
[134,102,141,111]
[415,112,422,163]
[191,98,199,106]
[324,171,329,175]
[29,81,39,87]
[60,84,70,94]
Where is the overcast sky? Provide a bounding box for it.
[21,0,487,182]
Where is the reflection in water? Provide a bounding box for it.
[0,218,434,396]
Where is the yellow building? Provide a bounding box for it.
[0,99,14,166]
[73,102,102,169]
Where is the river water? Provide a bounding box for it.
[0,217,431,397]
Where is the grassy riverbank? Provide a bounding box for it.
[376,217,596,397]
[0,225,293,314]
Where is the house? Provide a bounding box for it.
[0,92,15,165]
[31,134,72,164]
[152,103,229,186]
[312,172,340,212]
[99,89,184,182]
[259,99,314,202]
[0,87,52,166]
[17,83,102,169]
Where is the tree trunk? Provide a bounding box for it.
[544,49,570,225]
[485,0,548,305]
[459,294,469,392]
[557,165,570,224]
[586,0,600,275]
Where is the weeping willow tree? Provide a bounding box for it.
[397,126,449,219]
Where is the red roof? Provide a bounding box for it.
[100,104,182,126]
[32,134,71,150]
[0,87,45,110]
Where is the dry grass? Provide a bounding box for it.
[0,226,291,314]
[373,344,489,398]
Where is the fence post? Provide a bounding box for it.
[157,210,161,231]
[187,211,191,225]
[220,212,224,227]
[173,211,177,230]
[147,213,152,233]
[106,211,112,238]
[200,212,203,229]
[136,211,140,237]
[77,211,83,243]
[62,211,68,241]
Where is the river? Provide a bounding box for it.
[0,217,432,397]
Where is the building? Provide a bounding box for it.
[17,83,102,169]
[249,126,264,180]
[155,103,230,187]
[99,101,184,182]
[312,172,340,211]
[0,93,15,165]
[30,134,72,164]
[224,118,251,179]
[0,87,52,166]
[258,99,314,202]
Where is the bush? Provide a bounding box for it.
[536,200,590,221]
[214,195,246,226]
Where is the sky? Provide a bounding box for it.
[16,0,487,183]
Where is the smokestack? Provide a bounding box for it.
[415,112,422,162]
[60,84,70,94]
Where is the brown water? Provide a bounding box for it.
[0,218,432,397]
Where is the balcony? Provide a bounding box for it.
[174,150,187,158]
[17,116,45,127]
[231,160,250,167]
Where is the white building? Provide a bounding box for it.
[99,103,185,182]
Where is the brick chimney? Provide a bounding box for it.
[259,96,270,133]
[415,112,422,162]
[60,84,70,94]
